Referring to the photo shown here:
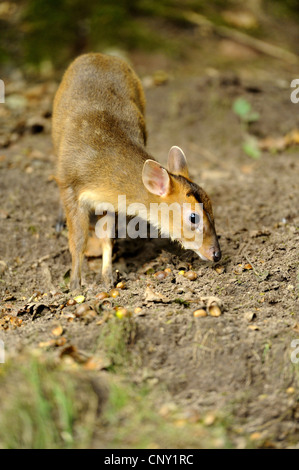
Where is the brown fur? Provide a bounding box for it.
[52,53,221,290]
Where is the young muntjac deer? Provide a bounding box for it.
[52,53,221,290]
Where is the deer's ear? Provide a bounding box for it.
[168,146,189,178]
[142,160,170,197]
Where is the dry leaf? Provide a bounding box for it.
[285,129,299,146]
[204,412,216,426]
[215,265,225,274]
[259,136,286,152]
[144,286,169,303]
[244,263,253,270]
[39,337,66,348]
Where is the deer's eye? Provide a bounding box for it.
[189,213,200,225]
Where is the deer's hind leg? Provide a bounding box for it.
[95,212,115,288]
[62,189,90,291]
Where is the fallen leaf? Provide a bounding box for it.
[215,265,225,274]
[244,263,253,270]
[259,136,286,152]
[144,286,169,303]
[285,129,299,146]
[249,229,271,238]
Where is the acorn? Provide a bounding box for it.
[154,271,167,280]
[75,303,90,317]
[116,281,126,289]
[110,288,120,298]
[184,271,198,281]
[95,291,109,300]
[115,307,132,319]
[208,305,221,317]
[193,309,207,318]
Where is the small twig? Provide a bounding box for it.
[183,11,299,64]
[31,247,68,268]
[40,261,55,292]
[245,254,269,280]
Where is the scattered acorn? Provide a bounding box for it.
[184,270,198,281]
[193,308,207,318]
[101,300,112,310]
[115,307,132,319]
[95,291,109,300]
[116,281,126,289]
[109,288,120,298]
[208,305,222,317]
[66,298,77,306]
[234,265,243,275]
[154,270,167,280]
[215,265,225,275]
[75,303,91,317]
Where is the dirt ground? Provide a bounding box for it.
[0,42,299,448]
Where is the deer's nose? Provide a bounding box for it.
[213,250,221,262]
